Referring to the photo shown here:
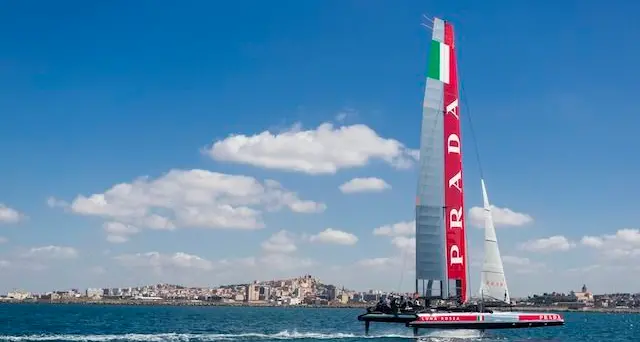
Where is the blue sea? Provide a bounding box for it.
[0,305,637,342]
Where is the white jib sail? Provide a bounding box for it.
[478,179,511,303]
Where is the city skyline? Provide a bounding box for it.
[3,274,626,300]
[1,0,640,296]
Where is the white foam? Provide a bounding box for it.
[419,329,483,341]
[0,331,416,342]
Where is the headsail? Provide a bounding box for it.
[478,179,510,303]
[415,17,468,302]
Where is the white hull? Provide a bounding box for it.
[409,311,564,329]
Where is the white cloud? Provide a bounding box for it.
[204,122,418,174]
[103,221,140,244]
[469,205,533,228]
[114,251,315,282]
[0,260,10,268]
[581,228,640,259]
[581,236,604,248]
[365,221,416,268]
[22,245,79,259]
[373,220,415,237]
[63,169,325,240]
[309,228,358,245]
[357,257,395,267]
[0,236,6,244]
[115,252,214,271]
[391,236,415,253]
[501,255,545,274]
[501,255,532,266]
[519,235,575,252]
[339,177,391,193]
[46,197,68,208]
[335,109,355,123]
[0,204,25,223]
[261,230,297,254]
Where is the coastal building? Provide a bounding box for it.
[7,290,31,300]
[575,284,594,306]
[258,285,270,301]
[245,283,259,302]
[337,292,349,304]
[86,288,103,298]
[326,285,336,301]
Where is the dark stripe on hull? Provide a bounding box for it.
[357,313,417,324]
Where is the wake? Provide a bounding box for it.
[0,330,485,342]
[1,331,399,342]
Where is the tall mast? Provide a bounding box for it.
[415,17,468,302]
[441,20,468,303]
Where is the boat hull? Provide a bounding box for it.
[408,312,564,330]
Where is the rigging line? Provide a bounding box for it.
[460,82,484,181]
[456,38,477,301]
[396,245,409,293]
[456,31,485,182]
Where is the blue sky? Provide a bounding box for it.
[1,0,639,296]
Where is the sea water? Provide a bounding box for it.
[0,304,637,342]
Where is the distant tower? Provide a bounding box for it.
[581,284,587,293]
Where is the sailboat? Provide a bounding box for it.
[357,17,564,333]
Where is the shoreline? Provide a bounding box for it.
[0,299,368,309]
[1,300,639,314]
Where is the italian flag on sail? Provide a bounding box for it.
[428,40,450,84]
[476,315,485,321]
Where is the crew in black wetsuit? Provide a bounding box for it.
[371,298,385,312]
[390,297,398,313]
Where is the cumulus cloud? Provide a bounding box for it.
[519,235,575,252]
[581,236,604,248]
[21,245,79,259]
[339,177,391,193]
[114,251,315,281]
[261,230,297,254]
[0,204,25,223]
[501,255,545,274]
[501,255,532,266]
[62,169,325,242]
[204,122,419,174]
[357,257,396,267]
[46,197,68,208]
[103,222,140,244]
[309,228,358,245]
[581,228,640,259]
[389,236,416,258]
[469,205,533,228]
[115,252,214,272]
[367,220,417,269]
[373,220,415,237]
